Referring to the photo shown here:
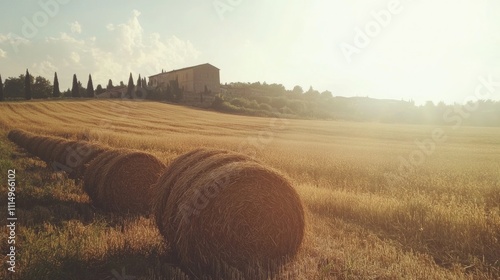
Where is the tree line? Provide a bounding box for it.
[1,72,498,126]
[213,82,500,127]
[0,70,148,100]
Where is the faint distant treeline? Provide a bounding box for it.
[214,82,500,127]
[1,72,499,126]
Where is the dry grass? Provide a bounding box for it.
[0,99,499,279]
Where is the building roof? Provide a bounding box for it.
[149,63,219,78]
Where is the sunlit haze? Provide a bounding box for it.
[0,0,498,105]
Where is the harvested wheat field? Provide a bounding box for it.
[0,99,499,279]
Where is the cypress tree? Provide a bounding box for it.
[71,74,79,98]
[0,74,4,101]
[25,69,32,100]
[126,73,134,98]
[53,72,61,98]
[86,74,94,98]
[107,79,113,90]
[137,74,141,88]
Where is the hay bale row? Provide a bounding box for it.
[152,148,305,276]
[52,140,109,179]
[9,130,305,277]
[8,129,165,215]
[84,149,166,214]
[7,129,109,179]
[7,129,36,147]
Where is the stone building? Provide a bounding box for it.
[149,63,220,106]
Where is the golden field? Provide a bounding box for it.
[0,99,499,279]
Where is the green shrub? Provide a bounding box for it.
[230,98,249,108]
[259,103,273,111]
[248,100,260,110]
[271,96,288,109]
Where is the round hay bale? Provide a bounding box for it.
[94,150,166,214]
[8,129,37,151]
[7,129,22,143]
[153,148,305,275]
[43,138,68,162]
[153,148,232,218]
[26,136,45,155]
[51,140,79,165]
[34,137,53,160]
[83,149,124,203]
[16,131,33,148]
[50,140,71,162]
[153,148,251,239]
[68,142,109,179]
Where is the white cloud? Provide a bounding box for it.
[70,52,80,63]
[0,33,30,52]
[46,32,85,45]
[70,21,82,34]
[0,48,6,58]
[23,10,200,89]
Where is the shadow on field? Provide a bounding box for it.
[18,248,187,280]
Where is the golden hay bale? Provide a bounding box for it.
[98,151,166,213]
[84,149,124,203]
[8,129,31,149]
[68,142,109,179]
[26,136,46,155]
[153,149,249,238]
[84,149,165,214]
[50,140,108,177]
[34,137,54,160]
[25,132,38,145]
[153,148,305,275]
[16,130,34,148]
[51,140,79,164]
[42,138,68,162]
[7,129,23,143]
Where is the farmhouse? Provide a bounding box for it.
[149,63,220,105]
[96,86,127,98]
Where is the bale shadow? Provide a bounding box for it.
[14,242,188,280]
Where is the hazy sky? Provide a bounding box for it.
[0,0,498,104]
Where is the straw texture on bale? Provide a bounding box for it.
[26,135,45,154]
[34,137,55,161]
[51,140,79,165]
[7,129,23,144]
[153,148,305,275]
[42,138,68,162]
[83,149,124,202]
[6,129,108,179]
[84,149,166,214]
[16,130,34,148]
[7,130,27,148]
[67,141,109,179]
